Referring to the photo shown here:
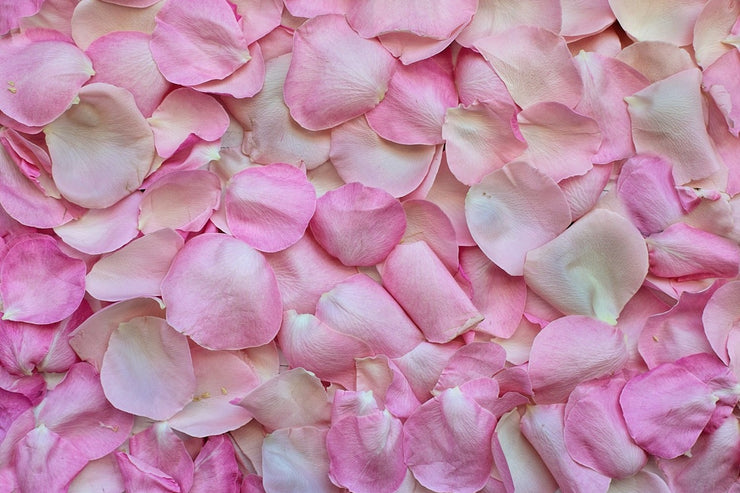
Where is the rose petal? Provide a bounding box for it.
[703,281,740,364]
[693,0,740,69]
[703,49,740,137]
[457,0,562,47]
[608,0,706,45]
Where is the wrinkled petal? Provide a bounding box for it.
[454,48,515,109]
[355,355,422,419]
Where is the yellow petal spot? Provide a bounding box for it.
[221,387,228,395]
[652,335,659,342]
[200,392,211,399]
[7,87,16,94]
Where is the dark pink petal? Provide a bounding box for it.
[261,427,341,493]
[524,209,649,324]
[434,342,506,392]
[476,26,583,109]
[528,315,628,404]
[404,387,496,493]
[14,426,88,493]
[225,163,316,253]
[402,200,459,273]
[0,389,31,444]
[238,369,331,432]
[115,452,180,493]
[1,235,85,324]
[327,410,405,493]
[315,274,424,357]
[86,31,170,117]
[456,0,562,47]
[0,34,93,127]
[620,363,718,458]
[310,182,406,266]
[365,56,457,145]
[149,88,230,158]
[693,0,740,69]
[347,0,475,39]
[647,223,740,280]
[520,404,611,492]
[616,154,685,235]
[192,42,265,99]
[466,160,571,275]
[626,69,724,185]
[574,52,650,164]
[703,281,740,364]
[86,228,184,302]
[330,117,435,198]
[703,49,740,137]
[381,241,483,343]
[560,0,615,38]
[442,101,526,185]
[564,377,647,478]
[150,0,249,85]
[517,102,601,182]
[223,54,331,169]
[284,14,397,131]
[129,423,194,493]
[191,435,241,493]
[100,316,196,420]
[45,83,155,209]
[0,319,50,376]
[609,0,706,45]
[0,0,43,34]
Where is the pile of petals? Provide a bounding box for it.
[2,0,740,492]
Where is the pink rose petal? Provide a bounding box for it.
[0,0,43,35]
[402,199,459,274]
[609,0,706,45]
[703,49,740,137]
[457,0,562,47]
[693,0,740,69]
[71,0,162,49]
[192,41,265,99]
[190,435,241,493]
[115,452,180,493]
[434,341,506,393]
[392,340,462,403]
[703,281,740,364]
[355,355,422,419]
[560,0,615,38]
[14,426,88,493]
[129,423,194,493]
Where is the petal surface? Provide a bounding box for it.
[609,0,706,45]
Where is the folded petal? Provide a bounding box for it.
[100,316,196,420]
[310,182,406,266]
[161,234,282,350]
[626,69,724,185]
[225,163,316,253]
[150,0,249,85]
[129,423,194,493]
[620,363,718,458]
[466,160,571,276]
[524,209,649,324]
[703,49,740,137]
[284,14,397,131]
[1,235,85,324]
[45,82,155,209]
[608,0,706,45]
[381,241,483,343]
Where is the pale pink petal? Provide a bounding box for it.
[710,97,740,196]
[456,0,562,47]
[238,368,331,432]
[567,26,623,57]
[85,228,182,302]
[442,102,526,185]
[528,315,628,404]
[616,287,672,369]
[608,0,706,45]
[476,26,583,109]
[129,423,194,492]
[225,163,316,253]
[149,88,230,159]
[425,155,476,245]
[0,34,93,127]
[520,404,611,492]
[703,49,740,137]
[558,163,613,221]
[230,420,266,476]
[282,0,350,17]
[564,376,647,478]
[45,83,155,209]
[616,154,685,235]
[609,471,671,493]
[279,311,373,389]
[703,281,740,364]
[1,236,85,324]
[161,234,282,350]
[355,356,422,419]
[616,41,696,83]
[86,31,170,117]
[138,170,221,234]
[190,435,241,493]
[454,48,515,109]
[517,102,601,182]
[365,55,457,145]
[402,200,459,273]
[626,69,724,185]
[150,0,249,85]
[0,0,43,34]
[560,0,615,38]
[284,14,397,131]
[404,387,496,493]
[69,297,165,371]
[392,341,463,403]
[574,52,649,164]
[693,0,740,69]
[14,426,88,493]
[264,232,356,313]
[71,0,162,49]
[101,0,160,6]
[223,54,331,169]
[115,452,180,493]
[647,223,740,280]
[466,160,571,276]
[434,342,506,393]
[620,363,718,458]
[524,209,649,324]
[261,427,341,493]
[378,31,463,65]
[310,182,406,266]
[231,0,282,44]
[36,362,133,459]
[381,241,483,343]
[100,316,196,420]
[315,274,424,357]
[327,410,405,493]
[193,42,265,99]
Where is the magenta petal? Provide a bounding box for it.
[100,316,196,420]
[1,235,85,324]
[620,363,718,458]
[225,163,316,253]
[161,234,282,350]
[404,387,497,493]
[190,435,241,493]
[284,14,397,131]
[310,182,406,266]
